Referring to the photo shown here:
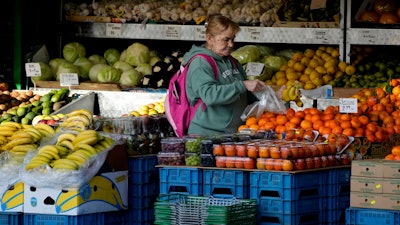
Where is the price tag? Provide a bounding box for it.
[310,0,326,9]
[194,27,206,40]
[25,63,41,77]
[60,73,79,87]
[314,30,328,43]
[163,25,180,39]
[339,98,357,113]
[244,27,262,41]
[358,30,377,44]
[245,62,265,76]
[106,23,122,38]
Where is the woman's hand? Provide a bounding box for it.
[243,80,267,92]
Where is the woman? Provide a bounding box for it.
[184,14,266,136]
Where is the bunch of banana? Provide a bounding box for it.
[281,82,304,107]
[25,130,115,171]
[57,109,93,131]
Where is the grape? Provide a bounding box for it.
[185,138,202,153]
[185,153,200,166]
[161,138,185,153]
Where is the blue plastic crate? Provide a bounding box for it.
[257,211,320,225]
[203,169,249,199]
[129,195,157,209]
[258,197,320,214]
[322,183,350,197]
[23,213,104,225]
[0,212,22,225]
[320,195,350,211]
[346,207,400,225]
[128,155,159,173]
[104,210,128,225]
[159,167,203,195]
[126,207,155,224]
[129,182,159,197]
[250,171,322,201]
[130,170,159,184]
[320,209,346,224]
[325,167,351,185]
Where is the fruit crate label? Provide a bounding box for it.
[339,98,357,113]
[25,63,41,77]
[244,27,263,41]
[60,73,79,86]
[163,25,180,39]
[245,62,264,76]
[106,23,122,38]
[357,30,378,44]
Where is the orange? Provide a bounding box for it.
[366,122,378,133]
[331,126,343,135]
[249,124,259,131]
[295,110,305,119]
[340,120,352,130]
[321,113,335,121]
[276,114,288,125]
[385,154,395,160]
[392,145,400,156]
[275,125,287,134]
[340,114,351,121]
[319,127,332,136]
[300,120,313,130]
[289,116,301,125]
[358,115,369,125]
[285,122,297,130]
[246,116,257,126]
[312,120,324,131]
[258,118,268,127]
[311,114,321,123]
[238,125,249,132]
[286,108,296,118]
[342,128,355,137]
[264,121,276,131]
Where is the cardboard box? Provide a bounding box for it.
[349,137,391,160]
[382,160,400,179]
[0,181,24,212]
[23,170,128,215]
[351,159,385,178]
[350,191,381,209]
[381,178,400,195]
[350,176,382,193]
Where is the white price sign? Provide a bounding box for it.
[60,73,79,86]
[245,62,265,76]
[339,98,357,113]
[358,30,378,44]
[163,25,180,39]
[244,27,262,41]
[194,27,206,40]
[25,63,41,77]
[106,23,122,38]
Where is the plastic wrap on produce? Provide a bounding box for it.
[0,152,23,194]
[97,90,166,117]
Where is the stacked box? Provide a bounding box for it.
[203,169,250,199]
[0,212,23,225]
[250,170,323,224]
[23,213,104,225]
[0,181,24,213]
[159,167,203,195]
[346,207,400,225]
[320,167,351,224]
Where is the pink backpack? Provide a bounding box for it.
[164,54,218,137]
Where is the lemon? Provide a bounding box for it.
[315,66,327,75]
[330,49,340,58]
[279,65,289,72]
[299,74,310,83]
[321,52,331,61]
[345,65,356,75]
[310,70,321,81]
[338,61,348,72]
[326,46,334,54]
[285,67,296,75]
[304,67,314,75]
[139,105,149,111]
[315,49,324,57]
[300,57,311,66]
[287,59,296,68]
[276,77,288,86]
[304,49,315,58]
[322,74,333,83]
[309,59,319,68]
[293,62,305,72]
[304,81,317,90]
[286,71,299,81]
[292,52,304,62]
[148,109,158,116]
[312,77,324,87]
[130,111,140,117]
[275,71,286,80]
[326,66,337,75]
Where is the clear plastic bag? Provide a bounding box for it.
[241,85,287,121]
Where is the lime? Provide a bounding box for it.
[21,117,30,125]
[42,107,51,116]
[25,111,37,120]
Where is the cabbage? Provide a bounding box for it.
[73,57,93,81]
[113,61,133,72]
[256,45,275,57]
[120,50,127,62]
[104,48,120,65]
[231,45,261,65]
[276,49,301,60]
[63,42,86,63]
[135,63,152,76]
[88,54,107,64]
[49,58,67,76]
[55,62,80,81]
[261,56,288,72]
[88,63,108,82]
[97,66,121,83]
[119,69,143,86]
[149,56,161,66]
[125,42,150,66]
[31,62,53,82]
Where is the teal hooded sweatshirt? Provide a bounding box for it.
[184,44,257,136]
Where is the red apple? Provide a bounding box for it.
[305,157,315,170]
[341,153,351,165]
[294,158,306,170]
[321,156,328,168]
[314,156,322,169]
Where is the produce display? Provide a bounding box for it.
[356,0,400,25]
[64,0,283,26]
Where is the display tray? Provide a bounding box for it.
[33,81,122,91]
[65,15,111,23]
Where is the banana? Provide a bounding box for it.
[72,130,98,146]
[295,99,304,107]
[54,145,70,157]
[10,144,38,153]
[94,143,105,152]
[64,115,90,126]
[1,121,22,129]
[0,130,15,137]
[76,149,95,158]
[288,86,298,101]
[9,131,32,140]
[4,137,33,150]
[0,126,18,132]
[38,145,59,156]
[36,151,57,161]
[51,159,79,170]
[74,143,97,155]
[66,153,89,166]
[57,133,76,144]
[25,162,48,170]
[67,109,93,122]
[61,121,87,130]
[24,128,43,141]
[34,123,55,136]
[281,88,291,102]
[22,124,33,129]
[58,140,74,151]
[0,135,7,145]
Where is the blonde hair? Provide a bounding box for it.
[205,14,240,36]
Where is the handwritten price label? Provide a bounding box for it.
[60,73,79,87]
[25,63,41,77]
[245,62,265,76]
[106,23,122,38]
[339,98,357,113]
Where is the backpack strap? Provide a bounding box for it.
[186,54,219,79]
